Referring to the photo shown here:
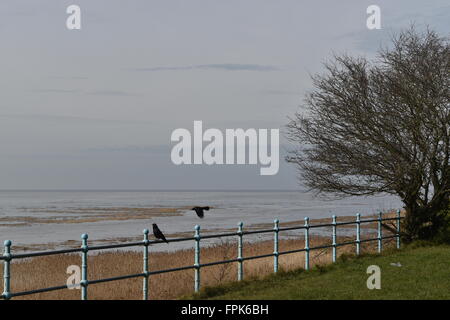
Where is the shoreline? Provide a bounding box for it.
[5,212,395,253]
[0,191,402,251]
[6,211,397,253]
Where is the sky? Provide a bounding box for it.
[0,0,448,190]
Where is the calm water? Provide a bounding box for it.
[0,190,402,251]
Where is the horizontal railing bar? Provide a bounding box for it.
[278,225,307,232]
[309,244,333,251]
[334,221,357,227]
[9,248,82,259]
[360,218,382,223]
[148,265,195,275]
[308,223,333,229]
[378,217,399,221]
[336,240,357,247]
[84,265,203,286]
[242,229,275,235]
[279,248,307,255]
[381,235,397,240]
[88,272,145,285]
[88,242,144,251]
[8,284,69,298]
[164,236,196,243]
[242,253,275,261]
[200,258,240,267]
[88,236,197,249]
[199,232,240,239]
[360,237,380,243]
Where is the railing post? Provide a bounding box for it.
[81,233,88,300]
[396,209,401,249]
[273,219,279,273]
[237,222,244,281]
[143,229,150,300]
[194,225,201,293]
[378,212,383,253]
[356,213,361,256]
[304,217,310,271]
[2,240,12,300]
[332,215,337,263]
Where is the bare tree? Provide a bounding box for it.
[286,27,449,242]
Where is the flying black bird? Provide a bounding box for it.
[152,223,168,244]
[191,206,210,219]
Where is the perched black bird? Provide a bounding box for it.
[191,206,210,219]
[152,223,168,244]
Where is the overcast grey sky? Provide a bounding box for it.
[0,0,448,190]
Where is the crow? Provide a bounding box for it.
[191,206,210,219]
[152,223,168,244]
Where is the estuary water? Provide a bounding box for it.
[0,190,402,251]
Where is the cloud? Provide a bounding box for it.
[32,89,137,97]
[86,90,136,97]
[84,145,169,154]
[132,63,281,72]
[47,76,89,80]
[262,89,300,96]
[33,89,81,94]
[0,113,152,125]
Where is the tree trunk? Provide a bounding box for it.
[403,199,449,242]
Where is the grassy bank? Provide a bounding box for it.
[189,244,450,300]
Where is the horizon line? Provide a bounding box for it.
[0,188,304,192]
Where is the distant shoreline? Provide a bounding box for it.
[8,212,393,253]
[0,189,305,192]
[0,191,402,253]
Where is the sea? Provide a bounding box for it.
[0,190,402,252]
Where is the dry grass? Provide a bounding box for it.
[0,233,396,300]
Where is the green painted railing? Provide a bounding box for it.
[1,210,402,300]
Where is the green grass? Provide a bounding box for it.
[187,244,450,300]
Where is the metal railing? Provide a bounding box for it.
[1,210,402,300]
